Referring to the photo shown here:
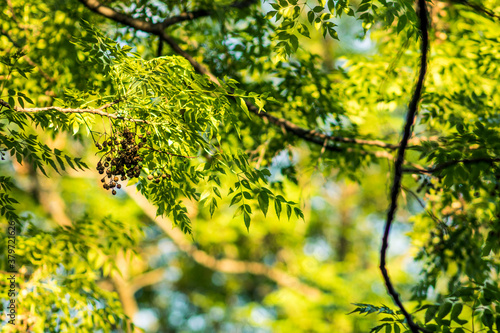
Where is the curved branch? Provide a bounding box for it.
[379,1,430,332]
[124,187,323,300]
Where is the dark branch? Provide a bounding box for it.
[78,0,163,33]
[161,9,210,28]
[160,1,258,28]
[246,102,399,149]
[379,0,430,332]
[451,0,500,20]
[402,157,500,174]
[157,36,163,57]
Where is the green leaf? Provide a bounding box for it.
[298,23,310,38]
[209,198,217,217]
[450,303,462,322]
[239,97,250,118]
[293,207,304,220]
[307,11,315,24]
[425,306,438,324]
[312,6,324,13]
[230,192,242,206]
[397,15,407,33]
[482,309,494,328]
[274,199,282,219]
[266,10,278,19]
[258,191,269,217]
[233,205,244,217]
[314,17,322,30]
[437,302,452,320]
[243,211,251,231]
[289,34,299,52]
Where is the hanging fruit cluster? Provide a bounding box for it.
[95,127,147,195]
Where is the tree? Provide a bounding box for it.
[1,0,499,332]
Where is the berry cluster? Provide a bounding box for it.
[95,127,147,195]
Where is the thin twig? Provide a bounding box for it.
[401,185,442,226]
[379,0,430,332]
[2,98,149,124]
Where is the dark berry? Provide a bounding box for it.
[112,190,117,195]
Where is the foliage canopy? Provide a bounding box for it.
[0,0,499,332]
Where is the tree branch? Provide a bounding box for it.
[2,98,148,124]
[160,1,258,28]
[246,102,399,149]
[402,157,500,174]
[124,187,323,300]
[78,0,163,33]
[379,0,430,332]
[129,267,167,293]
[161,9,210,28]
[451,0,500,20]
